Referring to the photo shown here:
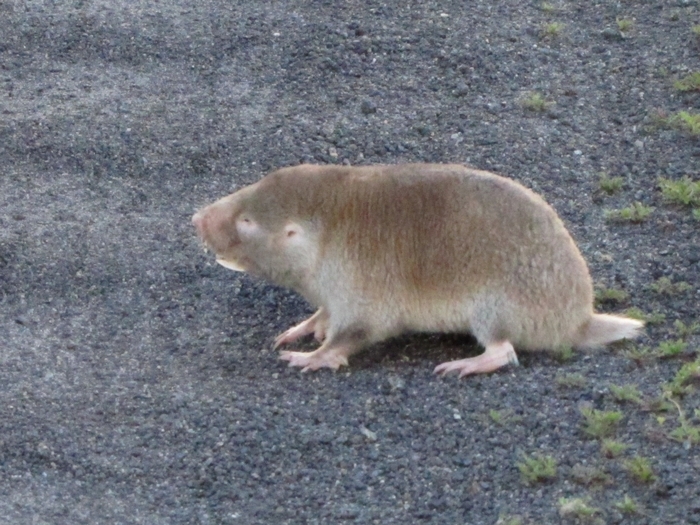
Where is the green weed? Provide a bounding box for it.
[615,494,640,514]
[649,277,692,296]
[521,91,550,112]
[598,172,624,194]
[556,373,586,388]
[656,339,688,358]
[672,111,700,135]
[594,286,629,305]
[517,453,557,485]
[601,439,629,458]
[616,18,634,32]
[541,22,565,38]
[675,72,700,92]
[604,202,654,223]
[624,307,665,324]
[609,384,644,404]
[558,497,599,519]
[659,176,700,207]
[580,408,623,438]
[623,456,656,483]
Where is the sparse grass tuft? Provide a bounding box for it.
[610,384,644,404]
[656,339,688,358]
[659,177,700,207]
[674,72,700,92]
[649,277,692,296]
[540,2,556,13]
[552,345,574,362]
[664,359,700,397]
[558,497,599,519]
[615,494,641,515]
[488,409,522,426]
[496,515,523,525]
[541,22,565,38]
[517,453,557,485]
[616,18,634,32]
[598,172,624,194]
[594,286,629,305]
[521,91,550,112]
[693,25,700,37]
[580,408,623,438]
[694,209,700,221]
[624,307,665,324]
[571,464,612,486]
[556,372,586,388]
[604,202,654,223]
[623,456,656,483]
[674,319,700,339]
[601,439,629,458]
[671,111,700,135]
[622,345,653,366]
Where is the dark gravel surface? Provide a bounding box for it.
[2,1,700,524]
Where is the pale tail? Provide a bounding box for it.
[576,314,645,348]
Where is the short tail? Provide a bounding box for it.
[576,314,645,348]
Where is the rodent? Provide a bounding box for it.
[192,163,643,377]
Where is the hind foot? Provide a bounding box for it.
[434,341,519,378]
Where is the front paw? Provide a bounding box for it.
[279,350,348,372]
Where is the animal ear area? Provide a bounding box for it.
[236,216,260,237]
[283,222,304,241]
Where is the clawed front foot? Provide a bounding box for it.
[274,308,327,349]
[279,347,350,372]
[434,341,519,378]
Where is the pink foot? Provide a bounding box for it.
[434,341,519,378]
[274,309,327,349]
[279,347,349,372]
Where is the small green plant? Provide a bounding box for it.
[571,464,612,486]
[517,453,557,485]
[540,2,556,13]
[594,286,629,305]
[610,384,644,404]
[656,339,688,358]
[674,72,700,92]
[650,277,692,295]
[601,438,629,458]
[488,409,521,426]
[664,359,700,397]
[521,91,550,111]
[693,25,700,37]
[580,408,623,438]
[553,345,574,362]
[694,209,700,221]
[622,345,653,366]
[659,177,700,207]
[496,515,523,525]
[558,497,599,519]
[541,22,565,38]
[615,494,640,514]
[643,395,674,413]
[598,172,624,194]
[671,111,700,135]
[674,319,700,339]
[616,18,634,32]
[624,307,665,324]
[604,202,654,223]
[556,372,586,388]
[623,455,656,483]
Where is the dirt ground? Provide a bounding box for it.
[1,0,699,524]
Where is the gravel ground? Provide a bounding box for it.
[1,1,700,524]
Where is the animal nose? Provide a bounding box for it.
[192,211,206,236]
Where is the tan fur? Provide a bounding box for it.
[192,164,643,374]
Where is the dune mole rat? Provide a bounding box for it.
[192,163,643,376]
